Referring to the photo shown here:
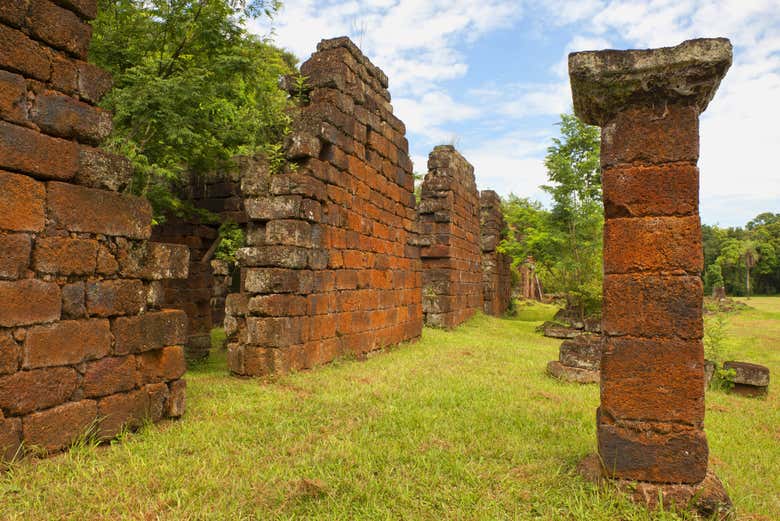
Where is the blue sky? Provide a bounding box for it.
[251,0,780,227]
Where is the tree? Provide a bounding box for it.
[90,0,295,220]
[500,113,602,317]
[541,113,602,317]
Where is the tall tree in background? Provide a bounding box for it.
[500,113,602,317]
[541,113,602,317]
[90,0,295,220]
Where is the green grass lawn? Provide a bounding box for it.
[0,298,778,520]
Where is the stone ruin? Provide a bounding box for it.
[0,0,188,459]
[223,38,423,376]
[417,146,484,328]
[722,361,770,397]
[570,38,733,514]
[151,160,259,361]
[480,190,513,316]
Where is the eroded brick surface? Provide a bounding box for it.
[0,6,188,457]
[225,37,422,376]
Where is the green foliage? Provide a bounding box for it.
[500,113,602,317]
[90,0,296,220]
[705,263,724,291]
[702,213,780,296]
[214,220,245,264]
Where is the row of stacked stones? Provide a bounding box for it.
[417,146,484,328]
[223,38,424,376]
[570,38,733,513]
[480,190,513,316]
[151,160,258,361]
[0,0,189,458]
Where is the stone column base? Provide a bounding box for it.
[546,361,599,384]
[577,454,733,519]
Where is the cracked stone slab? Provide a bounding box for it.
[569,38,733,125]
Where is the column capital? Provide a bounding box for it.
[569,38,732,126]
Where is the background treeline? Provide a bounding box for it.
[703,216,780,296]
[91,0,295,221]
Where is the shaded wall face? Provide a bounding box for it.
[152,165,252,361]
[418,146,483,328]
[480,190,512,316]
[0,0,188,458]
[224,37,422,376]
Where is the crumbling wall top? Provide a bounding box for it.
[569,38,733,125]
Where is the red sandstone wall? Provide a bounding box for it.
[224,37,422,376]
[417,146,483,328]
[480,190,512,315]
[0,0,188,459]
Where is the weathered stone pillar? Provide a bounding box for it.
[569,38,732,508]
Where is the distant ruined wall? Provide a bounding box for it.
[480,190,512,316]
[0,0,189,458]
[417,146,483,328]
[224,37,422,376]
[151,159,259,361]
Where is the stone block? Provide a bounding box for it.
[236,246,309,269]
[601,336,704,426]
[603,164,699,218]
[0,171,45,232]
[0,416,21,461]
[0,332,20,376]
[112,309,188,355]
[598,420,708,484]
[246,317,303,347]
[82,355,138,398]
[97,390,148,439]
[602,274,703,339]
[117,242,190,280]
[27,0,92,59]
[54,0,98,20]
[0,233,31,279]
[47,182,152,239]
[0,279,60,327]
[244,268,314,294]
[0,122,78,180]
[0,25,50,81]
[137,346,186,385]
[0,69,27,125]
[248,294,308,317]
[601,104,699,168]
[546,360,599,384]
[86,279,145,317]
[77,60,113,103]
[75,146,132,192]
[166,379,186,417]
[22,399,97,453]
[604,216,702,275]
[559,334,603,371]
[61,281,86,319]
[145,382,169,422]
[0,366,77,415]
[30,90,111,144]
[23,318,111,369]
[32,237,98,275]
